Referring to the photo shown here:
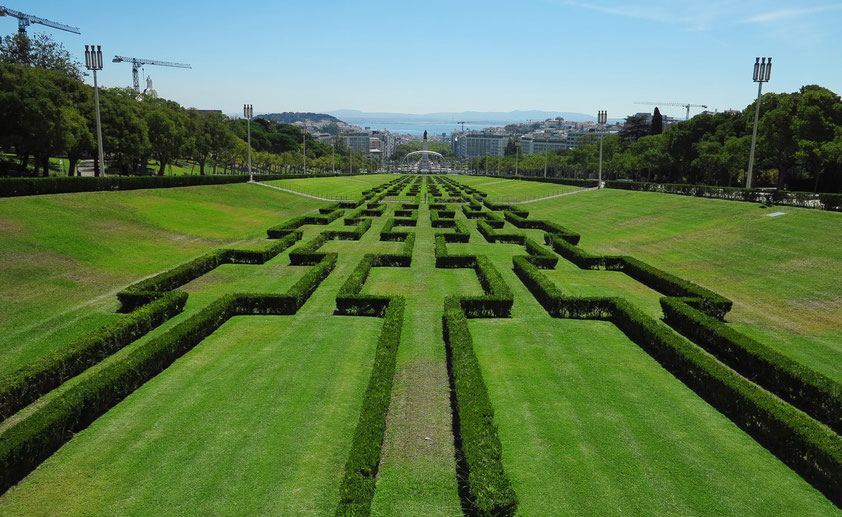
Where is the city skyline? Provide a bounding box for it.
[7,0,841,121]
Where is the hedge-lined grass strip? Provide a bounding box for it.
[0,254,337,495]
[543,234,732,319]
[443,296,518,516]
[118,232,301,311]
[512,254,842,505]
[0,292,187,422]
[266,209,344,238]
[662,297,842,434]
[335,297,405,515]
[434,220,471,243]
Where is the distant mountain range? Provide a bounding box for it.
[327,109,598,123]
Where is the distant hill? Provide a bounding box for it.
[259,112,341,124]
[327,109,598,123]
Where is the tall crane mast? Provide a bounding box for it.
[112,55,191,92]
[0,5,80,35]
[635,101,708,120]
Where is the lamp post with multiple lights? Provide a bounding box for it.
[597,110,607,188]
[746,57,771,189]
[84,45,105,177]
[243,104,253,181]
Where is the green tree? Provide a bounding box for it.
[0,33,83,81]
[146,103,188,175]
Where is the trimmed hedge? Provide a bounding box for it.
[435,234,476,268]
[0,174,249,198]
[289,220,371,265]
[505,212,580,245]
[442,296,518,515]
[513,255,842,504]
[266,209,344,238]
[435,219,471,243]
[470,174,598,190]
[543,234,732,319]
[118,233,300,311]
[0,253,337,494]
[477,220,524,244]
[335,297,405,515]
[662,297,842,434]
[0,292,187,421]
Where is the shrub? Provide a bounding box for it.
[0,174,250,198]
[335,297,405,515]
[662,297,842,433]
[442,296,518,515]
[0,253,336,494]
[0,292,187,421]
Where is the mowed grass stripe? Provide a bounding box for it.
[365,202,466,516]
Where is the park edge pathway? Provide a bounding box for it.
[252,178,598,205]
[506,186,598,205]
[250,180,345,201]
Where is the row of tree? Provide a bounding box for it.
[0,33,379,177]
[471,85,842,192]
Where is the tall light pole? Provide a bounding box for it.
[302,130,306,174]
[543,132,549,177]
[243,104,253,181]
[84,45,105,177]
[514,139,519,176]
[597,110,607,188]
[331,137,335,174]
[747,57,772,189]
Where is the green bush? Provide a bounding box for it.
[335,297,405,515]
[512,254,842,504]
[0,174,251,198]
[435,220,471,243]
[442,296,518,515]
[119,233,300,311]
[0,253,336,494]
[662,297,842,433]
[434,235,476,268]
[0,292,187,421]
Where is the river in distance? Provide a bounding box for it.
[339,118,505,136]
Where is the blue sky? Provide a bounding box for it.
[6,1,842,120]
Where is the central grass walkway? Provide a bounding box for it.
[364,203,470,516]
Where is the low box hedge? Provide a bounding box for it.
[442,296,518,515]
[335,297,405,515]
[512,254,842,504]
[662,297,842,434]
[0,292,187,422]
[0,253,337,494]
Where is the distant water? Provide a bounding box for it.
[340,118,507,136]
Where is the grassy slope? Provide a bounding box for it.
[448,203,837,515]
[513,186,842,384]
[266,174,400,199]
[454,175,583,202]
[0,183,322,378]
[363,202,469,516]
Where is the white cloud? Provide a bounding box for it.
[745,4,842,23]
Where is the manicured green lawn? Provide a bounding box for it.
[0,311,381,516]
[1,174,839,514]
[522,187,842,383]
[454,175,583,201]
[0,183,322,378]
[469,313,838,515]
[266,174,400,199]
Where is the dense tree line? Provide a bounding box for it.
[471,85,842,192]
[0,34,378,177]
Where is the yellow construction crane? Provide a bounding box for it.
[635,101,708,120]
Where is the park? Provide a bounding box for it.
[0,173,839,515]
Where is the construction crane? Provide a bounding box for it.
[456,121,474,132]
[112,55,191,92]
[0,5,80,35]
[635,101,708,120]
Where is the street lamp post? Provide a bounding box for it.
[302,131,306,175]
[746,57,772,189]
[543,132,549,178]
[597,110,607,188]
[84,45,105,177]
[331,138,335,174]
[515,139,519,176]
[243,104,253,181]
